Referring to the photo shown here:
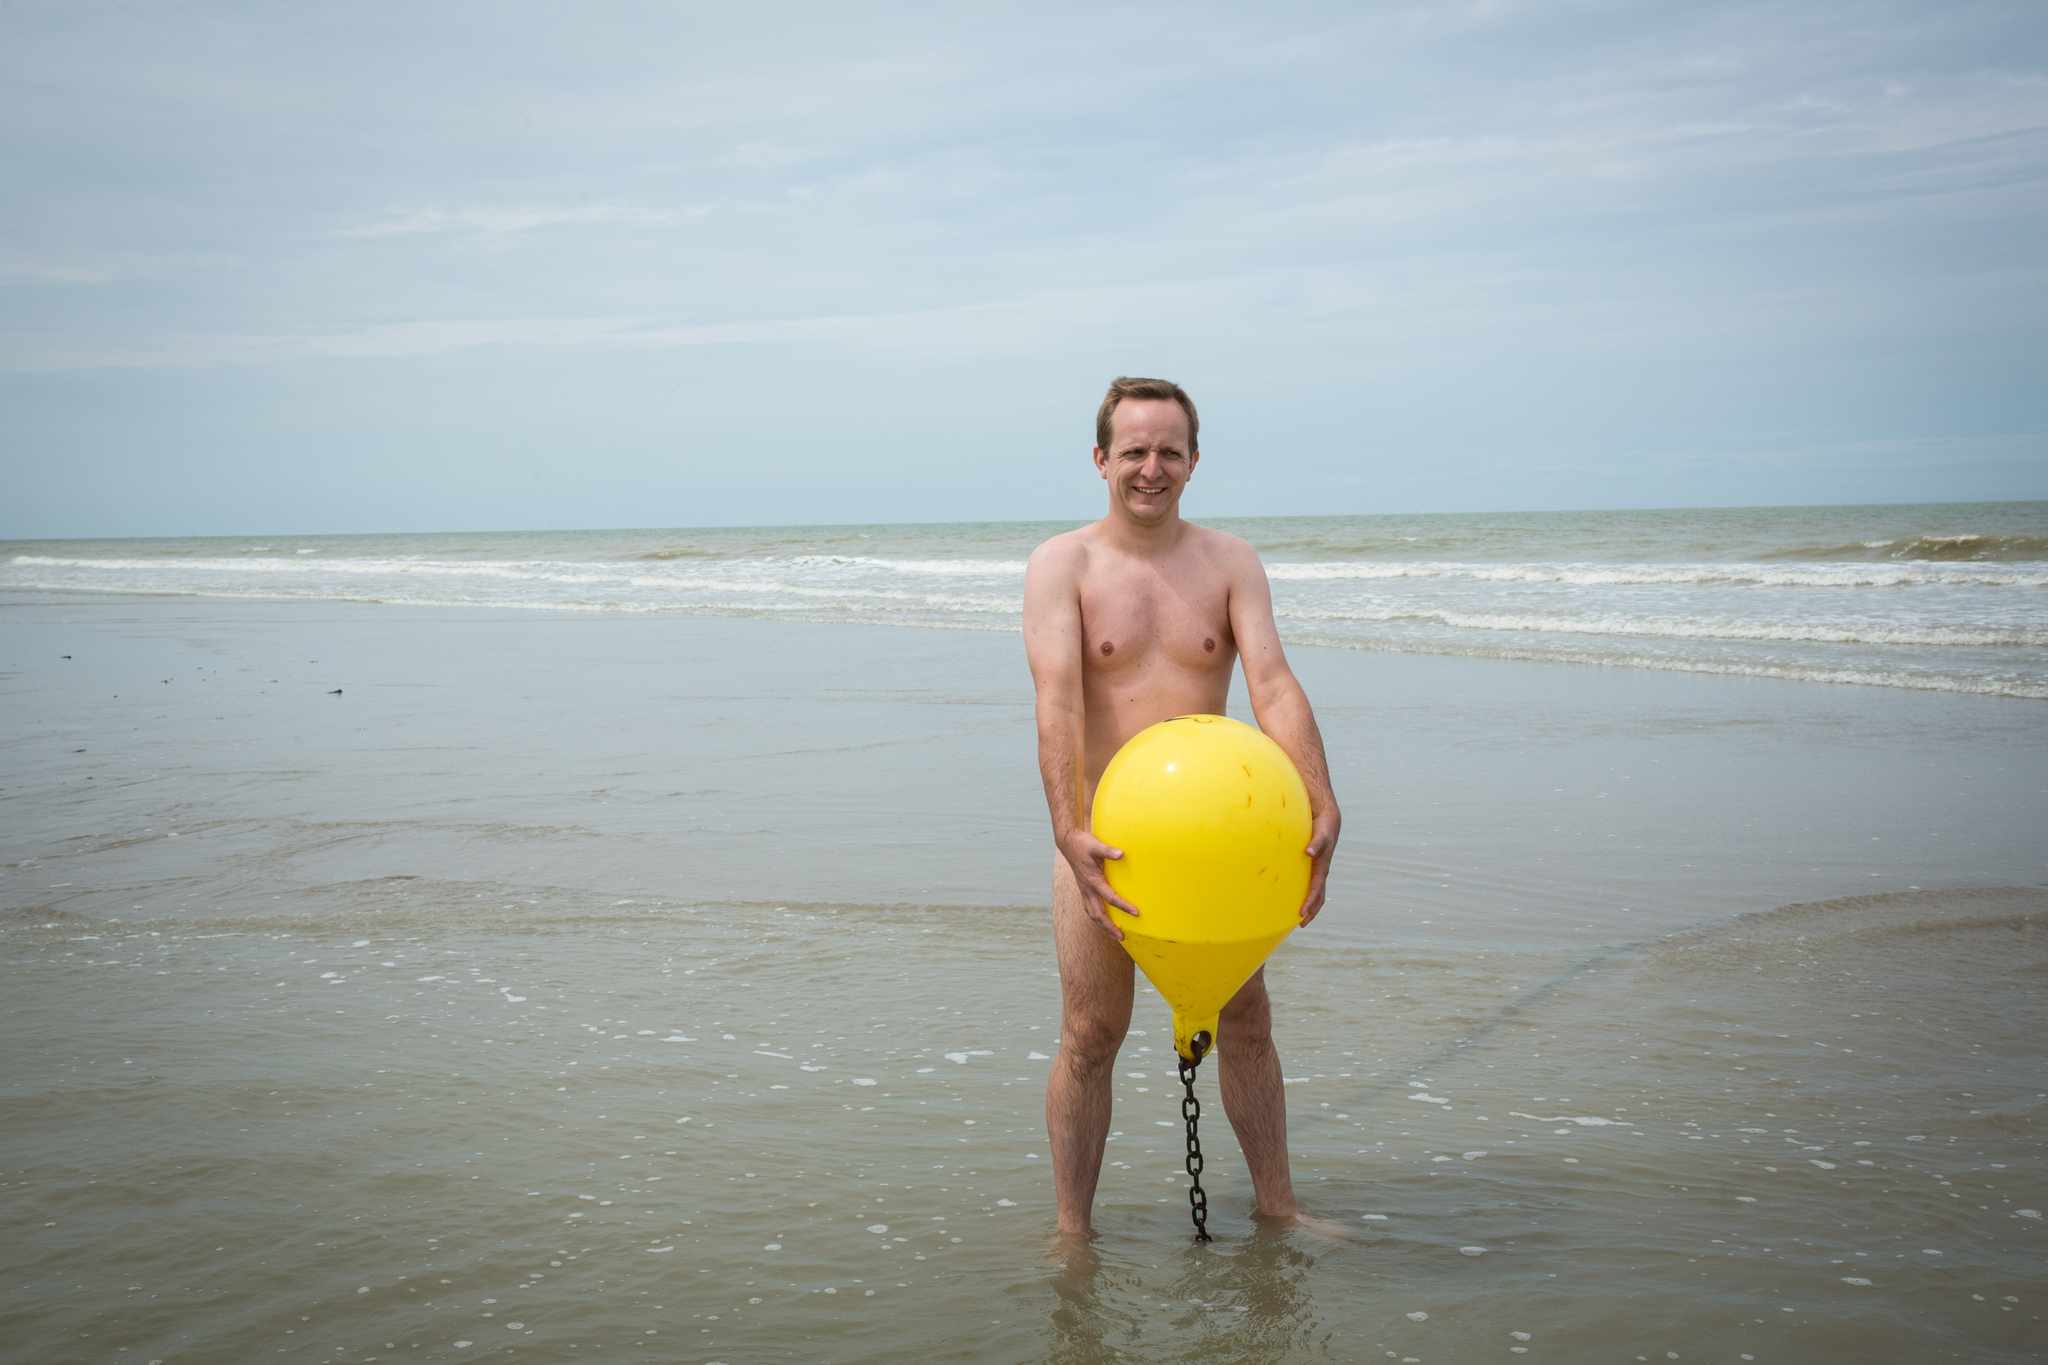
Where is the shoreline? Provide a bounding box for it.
[7,585,2044,703]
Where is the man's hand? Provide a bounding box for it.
[1059,828,1141,942]
[1299,805,1341,927]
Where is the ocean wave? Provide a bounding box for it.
[1763,533,2048,563]
[0,572,1019,617]
[778,554,1026,577]
[11,577,2040,698]
[18,551,2042,591]
[1266,559,2045,588]
[1283,604,2048,648]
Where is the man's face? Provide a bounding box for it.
[1093,398,1198,526]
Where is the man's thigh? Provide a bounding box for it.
[1050,853,1133,1030]
[1220,966,1272,1033]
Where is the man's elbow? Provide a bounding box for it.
[1247,669,1306,716]
[1035,690,1082,735]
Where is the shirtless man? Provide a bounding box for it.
[1022,376,1341,1239]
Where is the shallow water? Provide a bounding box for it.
[4,886,2042,1363]
[2,599,2044,1362]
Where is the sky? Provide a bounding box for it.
[3,0,2046,538]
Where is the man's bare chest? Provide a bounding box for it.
[1077,574,1235,678]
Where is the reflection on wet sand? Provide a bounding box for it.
[1048,1225,1325,1364]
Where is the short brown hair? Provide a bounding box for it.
[1095,376,1199,453]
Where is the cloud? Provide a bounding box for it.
[338,203,714,239]
[3,0,2044,530]
[0,257,119,286]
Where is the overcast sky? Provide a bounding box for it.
[4,1,2045,538]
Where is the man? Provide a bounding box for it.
[1022,375,1341,1239]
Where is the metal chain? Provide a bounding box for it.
[1179,1032,1213,1243]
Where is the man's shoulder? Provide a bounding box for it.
[1184,522,1262,569]
[1027,524,1098,577]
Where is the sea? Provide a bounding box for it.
[3,502,2044,1363]
[6,500,2046,700]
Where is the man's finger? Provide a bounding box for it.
[1100,845,1124,861]
[1298,865,1330,923]
[1087,899,1125,941]
[1092,881,1141,917]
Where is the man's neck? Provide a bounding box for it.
[1098,510,1188,557]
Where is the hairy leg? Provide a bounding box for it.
[1217,968,1299,1218]
[1047,854,1134,1238]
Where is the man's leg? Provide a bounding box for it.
[1047,854,1134,1238]
[1217,968,1300,1219]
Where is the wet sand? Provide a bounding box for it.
[2,593,2043,1362]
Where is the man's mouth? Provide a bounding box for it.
[1134,485,1167,495]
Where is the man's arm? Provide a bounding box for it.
[1022,537,1139,939]
[1226,540,1341,926]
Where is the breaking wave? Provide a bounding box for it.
[1763,533,2048,563]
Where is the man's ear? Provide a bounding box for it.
[1092,446,1110,479]
[1187,448,1199,480]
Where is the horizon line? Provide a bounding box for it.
[5,496,2046,545]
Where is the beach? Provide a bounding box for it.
[2,585,2042,1364]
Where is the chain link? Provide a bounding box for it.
[1179,1032,1213,1243]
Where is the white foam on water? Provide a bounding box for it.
[1406,1311,1429,1322]
[1408,1092,1450,1105]
[1459,1246,1487,1256]
[1841,1277,1874,1287]
[1288,603,2048,648]
[16,515,2041,702]
[1266,558,2047,589]
[1509,1111,1631,1126]
[2016,1208,2042,1220]
[849,1077,877,1086]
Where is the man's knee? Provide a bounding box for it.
[1218,981,1275,1055]
[1058,1007,1129,1073]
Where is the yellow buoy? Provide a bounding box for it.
[1091,714,1312,1062]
